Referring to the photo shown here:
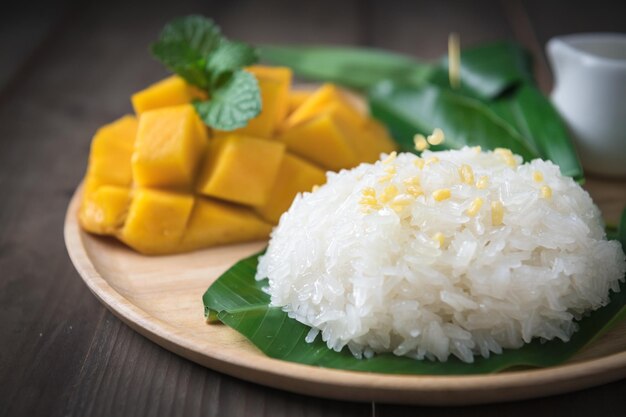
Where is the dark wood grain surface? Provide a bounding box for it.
[1,1,625,416]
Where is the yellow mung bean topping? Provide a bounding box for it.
[466,197,483,217]
[432,188,451,201]
[491,201,504,226]
[414,134,429,151]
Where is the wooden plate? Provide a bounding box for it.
[64,186,626,405]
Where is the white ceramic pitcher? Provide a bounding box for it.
[547,33,626,178]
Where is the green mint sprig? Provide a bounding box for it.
[151,15,261,131]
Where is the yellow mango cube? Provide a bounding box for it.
[131,75,207,114]
[284,83,367,130]
[120,188,194,255]
[87,115,137,187]
[132,104,208,189]
[79,185,132,235]
[323,100,366,131]
[279,113,358,171]
[287,90,312,114]
[181,198,272,251]
[230,66,292,138]
[255,154,327,224]
[356,119,397,162]
[197,134,285,206]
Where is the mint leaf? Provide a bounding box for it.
[151,15,222,89]
[194,70,261,131]
[206,40,258,85]
[151,42,210,88]
[159,15,221,56]
[151,15,262,130]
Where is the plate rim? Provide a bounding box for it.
[64,186,626,405]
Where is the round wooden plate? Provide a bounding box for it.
[64,186,626,405]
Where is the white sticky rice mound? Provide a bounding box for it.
[256,148,626,363]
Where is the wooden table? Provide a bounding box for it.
[1,0,625,416]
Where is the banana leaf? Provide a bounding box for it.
[203,211,626,374]
[260,42,531,100]
[413,45,582,179]
[368,80,537,160]
[488,85,583,180]
[369,80,584,180]
[430,40,533,100]
[259,45,433,91]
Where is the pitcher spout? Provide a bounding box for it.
[546,37,575,94]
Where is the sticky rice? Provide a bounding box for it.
[256,147,625,363]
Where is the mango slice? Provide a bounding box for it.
[87,115,137,187]
[79,185,132,235]
[255,154,327,224]
[197,134,285,206]
[287,90,313,114]
[356,119,398,162]
[229,66,292,138]
[181,198,273,251]
[280,112,359,171]
[133,104,208,189]
[131,75,206,114]
[120,188,195,255]
[284,83,367,130]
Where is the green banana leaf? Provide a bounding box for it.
[430,40,533,100]
[488,85,583,180]
[369,79,584,180]
[260,42,531,100]
[424,45,582,179]
[259,45,433,91]
[606,210,626,248]
[203,210,626,374]
[368,80,537,160]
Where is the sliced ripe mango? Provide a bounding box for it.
[120,188,194,255]
[181,198,272,251]
[133,104,208,189]
[322,107,397,164]
[131,75,206,114]
[284,83,367,130]
[197,134,285,206]
[280,113,358,171]
[255,154,327,224]
[87,115,137,187]
[231,66,292,138]
[322,100,366,131]
[287,90,313,114]
[79,185,132,235]
[356,119,398,162]
[80,67,400,255]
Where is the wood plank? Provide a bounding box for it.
[500,0,552,93]
[377,377,626,417]
[0,2,72,92]
[215,0,362,45]
[61,316,367,417]
[365,0,515,58]
[0,4,109,414]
